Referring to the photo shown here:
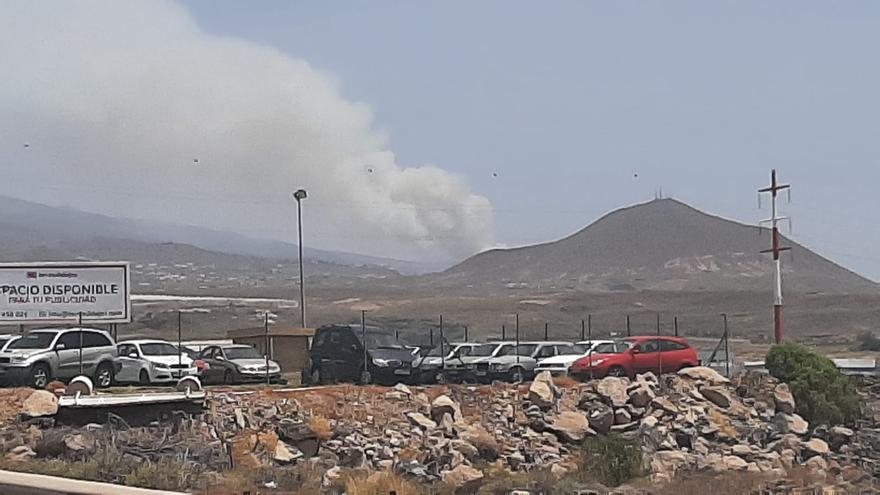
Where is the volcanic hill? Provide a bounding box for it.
[440,198,876,293]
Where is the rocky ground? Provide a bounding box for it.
[0,371,878,494]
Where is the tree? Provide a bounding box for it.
[765,343,861,426]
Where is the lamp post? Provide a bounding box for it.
[293,189,307,328]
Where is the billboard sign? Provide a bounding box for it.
[0,262,131,324]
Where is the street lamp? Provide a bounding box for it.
[293,188,307,327]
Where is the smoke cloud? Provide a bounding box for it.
[0,1,494,261]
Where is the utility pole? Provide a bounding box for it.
[759,169,791,344]
[293,189,308,328]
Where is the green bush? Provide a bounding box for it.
[581,434,642,487]
[765,343,862,426]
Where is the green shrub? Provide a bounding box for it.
[581,434,642,487]
[765,343,862,425]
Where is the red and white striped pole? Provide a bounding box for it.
[759,169,791,344]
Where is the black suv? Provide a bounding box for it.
[309,324,419,385]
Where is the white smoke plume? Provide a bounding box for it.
[0,1,494,261]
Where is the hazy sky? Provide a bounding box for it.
[3,1,880,278]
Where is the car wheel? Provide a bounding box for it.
[508,367,525,383]
[94,362,114,389]
[138,369,150,386]
[223,369,234,385]
[608,366,627,378]
[29,363,50,389]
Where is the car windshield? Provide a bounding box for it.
[140,343,180,356]
[469,344,498,357]
[497,344,538,356]
[557,344,587,355]
[427,345,448,357]
[363,331,401,349]
[224,347,263,359]
[8,332,56,349]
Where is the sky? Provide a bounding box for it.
[3,1,880,278]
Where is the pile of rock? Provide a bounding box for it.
[0,369,877,492]
[561,366,870,490]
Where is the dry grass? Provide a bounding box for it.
[651,471,772,495]
[308,415,333,442]
[344,470,421,495]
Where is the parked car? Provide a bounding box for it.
[441,342,508,382]
[418,342,483,383]
[468,341,580,383]
[534,340,615,376]
[115,340,197,385]
[196,344,282,384]
[0,327,118,388]
[309,324,419,385]
[569,336,699,379]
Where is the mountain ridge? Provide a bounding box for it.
[441,198,876,293]
[0,195,439,275]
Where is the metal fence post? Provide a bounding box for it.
[78,312,84,375]
[265,312,270,385]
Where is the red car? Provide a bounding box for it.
[569,336,699,380]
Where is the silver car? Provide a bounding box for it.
[418,342,483,383]
[469,341,577,383]
[0,327,118,388]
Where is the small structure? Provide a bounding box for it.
[227,326,315,381]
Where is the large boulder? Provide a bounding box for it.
[21,391,59,418]
[721,455,749,471]
[596,377,630,407]
[587,403,614,434]
[274,441,301,463]
[651,396,680,415]
[773,383,796,414]
[628,385,655,408]
[700,386,733,408]
[802,438,830,458]
[528,371,557,409]
[431,395,462,423]
[678,366,729,384]
[548,411,591,443]
[406,412,437,431]
[441,464,483,489]
[826,426,854,451]
[773,413,809,436]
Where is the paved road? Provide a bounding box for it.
[0,469,187,495]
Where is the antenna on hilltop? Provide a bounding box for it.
[758,169,791,344]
